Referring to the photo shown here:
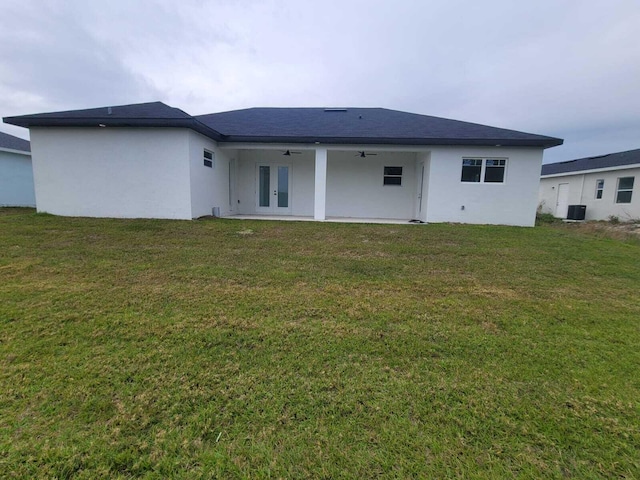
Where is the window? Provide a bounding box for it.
[595,179,604,199]
[204,149,214,168]
[484,159,506,182]
[383,166,403,185]
[616,177,634,203]
[461,159,482,182]
[461,158,507,183]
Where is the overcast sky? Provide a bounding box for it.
[1,0,638,163]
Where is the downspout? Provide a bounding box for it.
[579,174,585,204]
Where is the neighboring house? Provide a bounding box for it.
[3,102,562,226]
[539,148,639,221]
[0,131,34,207]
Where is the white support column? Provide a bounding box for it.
[314,147,327,220]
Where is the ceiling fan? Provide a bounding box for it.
[282,150,302,156]
[356,151,377,158]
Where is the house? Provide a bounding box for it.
[0,131,34,207]
[539,148,639,221]
[3,102,562,226]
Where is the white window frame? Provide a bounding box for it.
[383,166,403,186]
[615,176,634,204]
[204,149,215,169]
[461,158,508,184]
[595,179,604,200]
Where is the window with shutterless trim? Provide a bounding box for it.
[204,149,214,168]
[595,179,604,199]
[383,166,403,185]
[616,176,634,203]
[461,158,507,183]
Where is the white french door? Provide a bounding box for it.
[255,163,292,214]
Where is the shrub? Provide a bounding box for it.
[536,212,561,225]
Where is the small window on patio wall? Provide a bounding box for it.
[383,166,403,185]
[203,149,215,168]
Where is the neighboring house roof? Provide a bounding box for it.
[0,131,30,152]
[4,102,563,148]
[541,148,640,176]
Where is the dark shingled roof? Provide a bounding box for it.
[4,102,563,148]
[196,107,563,148]
[541,148,640,176]
[3,102,225,141]
[0,131,30,152]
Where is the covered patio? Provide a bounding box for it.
[222,144,430,223]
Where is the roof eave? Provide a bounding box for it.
[2,116,225,141]
[219,135,563,148]
[0,147,31,155]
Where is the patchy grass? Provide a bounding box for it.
[569,220,640,242]
[535,211,562,225]
[1,208,639,478]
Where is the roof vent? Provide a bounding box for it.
[107,107,112,115]
[324,108,347,112]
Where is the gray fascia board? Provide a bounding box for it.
[219,135,563,148]
[4,115,561,148]
[3,116,225,141]
[0,147,31,156]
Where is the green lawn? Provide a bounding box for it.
[1,208,639,479]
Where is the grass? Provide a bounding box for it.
[1,207,639,479]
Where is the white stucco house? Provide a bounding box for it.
[0,131,34,207]
[3,102,562,226]
[539,148,639,221]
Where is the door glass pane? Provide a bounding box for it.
[259,166,270,207]
[278,166,289,208]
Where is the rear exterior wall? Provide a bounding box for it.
[29,127,193,219]
[188,130,235,218]
[425,146,544,227]
[325,151,417,220]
